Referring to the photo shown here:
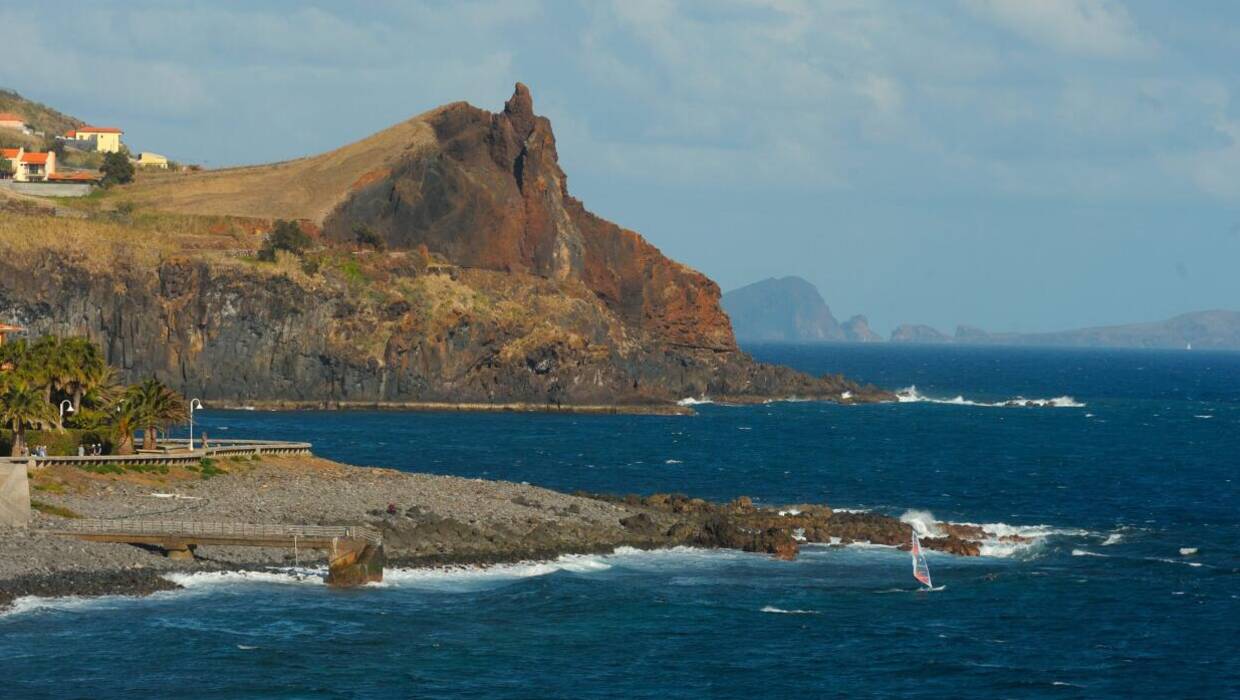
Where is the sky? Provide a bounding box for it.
[2,0,1238,335]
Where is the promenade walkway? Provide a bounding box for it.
[1,438,312,469]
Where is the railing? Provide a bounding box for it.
[1,439,312,467]
[59,518,383,546]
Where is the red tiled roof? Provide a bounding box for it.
[0,148,20,159]
[64,129,77,137]
[77,125,122,134]
[0,113,24,123]
[49,171,101,182]
[20,152,50,164]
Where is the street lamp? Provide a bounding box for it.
[59,399,74,424]
[188,398,204,450]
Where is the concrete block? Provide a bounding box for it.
[0,462,32,527]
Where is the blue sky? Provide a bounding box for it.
[2,0,1237,334]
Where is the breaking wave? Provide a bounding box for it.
[900,509,1089,558]
[895,386,1084,408]
[676,397,713,406]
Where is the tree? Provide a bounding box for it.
[353,224,384,251]
[0,378,57,457]
[0,157,13,179]
[100,150,134,186]
[257,219,313,261]
[124,378,189,450]
[41,137,65,160]
[62,337,110,413]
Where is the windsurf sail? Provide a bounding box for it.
[911,531,933,589]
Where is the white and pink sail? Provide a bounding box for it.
[911,531,933,589]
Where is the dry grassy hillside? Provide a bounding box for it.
[118,105,454,222]
[0,88,83,136]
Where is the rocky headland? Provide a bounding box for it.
[1,455,1008,610]
[0,84,890,409]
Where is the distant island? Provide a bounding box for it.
[721,277,879,343]
[725,277,1240,350]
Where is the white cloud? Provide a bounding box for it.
[962,0,1153,59]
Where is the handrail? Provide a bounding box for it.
[57,518,383,545]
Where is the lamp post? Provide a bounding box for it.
[189,398,204,450]
[59,399,74,424]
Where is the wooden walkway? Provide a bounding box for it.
[51,519,385,586]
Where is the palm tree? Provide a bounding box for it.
[124,378,189,450]
[0,378,57,457]
[62,337,109,413]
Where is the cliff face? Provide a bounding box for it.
[0,84,891,407]
[322,84,734,351]
[721,276,845,343]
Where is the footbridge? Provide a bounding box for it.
[50,519,385,586]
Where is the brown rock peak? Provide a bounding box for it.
[503,82,537,140]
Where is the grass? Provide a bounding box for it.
[191,457,227,480]
[30,500,81,519]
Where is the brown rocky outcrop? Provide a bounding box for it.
[322,83,735,351]
[0,84,892,408]
[600,493,987,559]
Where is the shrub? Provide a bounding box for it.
[257,220,312,262]
[353,224,385,251]
[101,151,135,187]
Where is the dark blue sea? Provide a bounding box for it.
[4,345,1238,698]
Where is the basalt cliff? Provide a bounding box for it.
[0,84,888,408]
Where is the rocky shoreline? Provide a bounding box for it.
[1,455,1011,613]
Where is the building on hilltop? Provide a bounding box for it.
[62,125,123,153]
[0,112,28,132]
[134,151,168,168]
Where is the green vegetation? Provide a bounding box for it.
[0,157,12,179]
[30,500,81,519]
[101,150,135,186]
[257,219,313,261]
[0,88,83,137]
[0,335,186,457]
[353,224,385,251]
[194,457,226,479]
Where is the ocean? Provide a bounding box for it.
[3,344,1237,698]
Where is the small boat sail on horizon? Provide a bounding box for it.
[911,531,933,590]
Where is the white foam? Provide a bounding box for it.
[676,397,712,406]
[1194,415,1214,419]
[381,554,613,588]
[664,459,683,464]
[1102,533,1124,546]
[895,386,1084,408]
[1179,547,1198,556]
[164,568,326,588]
[900,509,944,538]
[760,606,820,615]
[1072,549,1106,557]
[2,594,127,618]
[778,509,802,516]
[840,391,853,400]
[903,510,1089,558]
